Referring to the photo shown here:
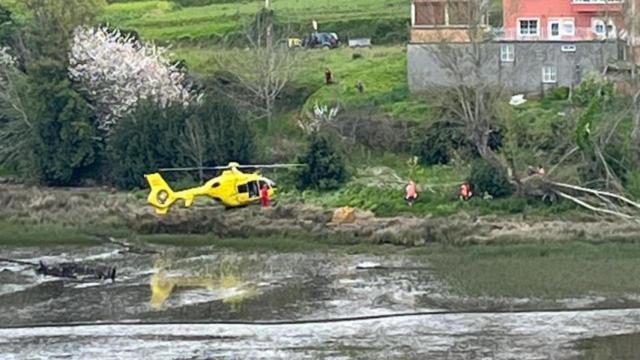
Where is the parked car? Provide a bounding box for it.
[302,32,340,49]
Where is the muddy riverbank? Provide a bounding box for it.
[2,183,640,246]
[2,245,640,359]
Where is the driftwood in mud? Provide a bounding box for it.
[36,261,117,281]
[0,257,117,281]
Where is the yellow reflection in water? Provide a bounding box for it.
[149,266,245,309]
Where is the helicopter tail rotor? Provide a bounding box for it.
[145,173,175,214]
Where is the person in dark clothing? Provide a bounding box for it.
[324,68,333,84]
[356,80,364,93]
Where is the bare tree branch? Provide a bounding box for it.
[215,10,298,127]
[555,190,633,219]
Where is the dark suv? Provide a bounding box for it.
[303,32,339,49]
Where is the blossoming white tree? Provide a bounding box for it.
[298,102,339,135]
[69,26,200,130]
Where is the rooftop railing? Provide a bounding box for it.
[494,27,620,41]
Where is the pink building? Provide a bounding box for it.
[502,0,632,41]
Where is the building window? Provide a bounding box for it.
[414,2,445,26]
[500,44,514,62]
[542,66,557,83]
[593,18,615,37]
[550,22,560,37]
[448,1,475,25]
[519,19,539,36]
[562,19,575,36]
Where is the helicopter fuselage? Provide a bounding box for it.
[145,167,276,215]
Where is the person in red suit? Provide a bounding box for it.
[260,183,270,208]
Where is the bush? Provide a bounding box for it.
[572,73,614,107]
[297,134,348,191]
[108,98,254,189]
[468,158,514,198]
[333,109,413,153]
[411,121,472,165]
[548,86,570,101]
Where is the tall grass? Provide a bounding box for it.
[0,221,96,246]
[417,242,640,299]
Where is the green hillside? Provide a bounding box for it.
[103,0,410,43]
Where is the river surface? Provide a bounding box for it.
[1,245,638,359]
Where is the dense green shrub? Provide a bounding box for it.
[28,59,100,186]
[410,121,494,165]
[108,98,254,189]
[297,134,348,190]
[411,122,461,165]
[0,4,17,48]
[549,86,569,101]
[572,73,614,107]
[468,158,514,198]
[509,106,573,153]
[333,108,413,153]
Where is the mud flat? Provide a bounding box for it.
[1,246,640,359]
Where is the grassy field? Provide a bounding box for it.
[0,221,96,246]
[417,242,640,300]
[177,45,428,120]
[102,0,409,42]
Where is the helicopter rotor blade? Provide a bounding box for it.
[235,164,305,169]
[158,164,305,172]
[158,166,231,172]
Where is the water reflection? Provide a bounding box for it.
[149,256,255,310]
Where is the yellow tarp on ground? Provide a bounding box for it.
[331,206,357,224]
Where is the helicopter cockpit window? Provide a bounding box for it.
[248,181,259,198]
[237,184,248,193]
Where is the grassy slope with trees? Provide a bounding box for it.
[3,0,639,218]
[3,0,640,304]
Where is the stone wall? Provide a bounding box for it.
[408,41,620,95]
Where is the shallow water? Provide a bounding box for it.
[1,246,638,359]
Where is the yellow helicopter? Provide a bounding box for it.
[145,162,301,215]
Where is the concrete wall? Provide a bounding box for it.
[408,41,619,95]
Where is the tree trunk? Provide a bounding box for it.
[265,97,273,129]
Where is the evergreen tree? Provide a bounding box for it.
[109,98,255,189]
[27,59,98,185]
[297,134,348,191]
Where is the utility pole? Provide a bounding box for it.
[265,0,272,44]
[632,0,637,79]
